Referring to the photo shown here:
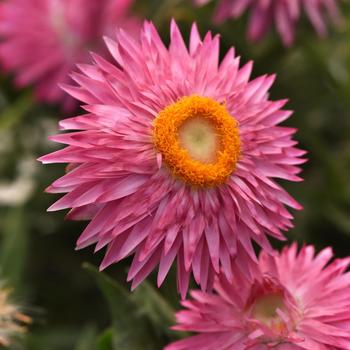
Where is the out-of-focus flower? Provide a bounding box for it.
[166,244,350,349]
[195,0,342,46]
[0,157,38,206]
[0,0,141,110]
[40,20,306,297]
[0,286,31,347]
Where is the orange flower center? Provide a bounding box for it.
[152,95,240,187]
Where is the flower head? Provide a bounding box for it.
[195,0,342,46]
[39,21,306,297]
[166,244,350,349]
[0,286,31,347]
[0,0,140,110]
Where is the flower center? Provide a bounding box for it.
[252,292,285,327]
[152,95,240,187]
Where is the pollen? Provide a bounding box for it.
[152,95,240,187]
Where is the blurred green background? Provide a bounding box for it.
[0,0,350,349]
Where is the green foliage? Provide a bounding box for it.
[0,207,28,288]
[83,263,175,350]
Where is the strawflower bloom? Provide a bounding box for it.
[194,0,342,46]
[39,21,306,297]
[0,0,140,110]
[166,244,350,350]
[0,285,31,347]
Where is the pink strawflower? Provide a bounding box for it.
[166,244,350,350]
[0,0,140,110]
[195,0,342,46]
[39,21,306,297]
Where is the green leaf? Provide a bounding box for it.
[75,325,98,350]
[132,282,175,335]
[0,92,33,129]
[83,263,166,350]
[0,207,28,288]
[26,327,82,350]
[326,204,350,235]
[96,328,113,350]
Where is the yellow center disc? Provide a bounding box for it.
[152,95,240,187]
[251,292,289,334]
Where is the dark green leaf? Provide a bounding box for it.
[96,328,113,350]
[0,207,28,288]
[83,263,166,350]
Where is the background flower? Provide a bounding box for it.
[0,284,31,347]
[40,20,305,297]
[166,244,350,349]
[0,0,140,110]
[195,0,342,46]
